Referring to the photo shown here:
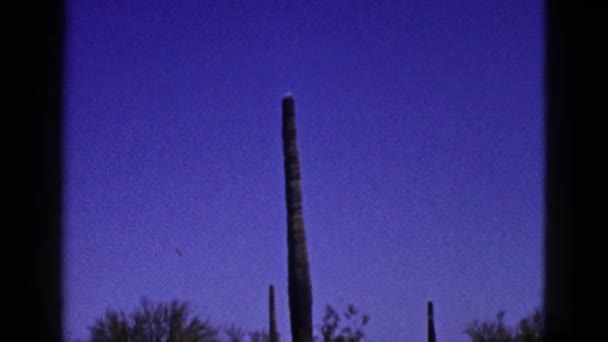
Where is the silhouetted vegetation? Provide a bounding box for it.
[224,324,246,342]
[464,308,544,342]
[84,300,371,342]
[88,299,219,342]
[315,305,369,342]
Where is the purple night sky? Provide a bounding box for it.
[63,1,544,341]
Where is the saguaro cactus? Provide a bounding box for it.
[282,94,313,342]
[427,301,437,342]
[269,284,278,342]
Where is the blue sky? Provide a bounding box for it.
[63,1,544,340]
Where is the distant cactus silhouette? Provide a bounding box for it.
[282,94,313,342]
[269,284,278,342]
[428,301,436,342]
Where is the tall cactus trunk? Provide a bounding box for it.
[269,284,279,342]
[427,301,437,342]
[282,94,313,342]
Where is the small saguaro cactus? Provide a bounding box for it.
[428,301,437,342]
[269,284,278,342]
